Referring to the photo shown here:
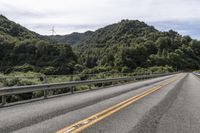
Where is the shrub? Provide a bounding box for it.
[41,66,56,75]
[13,63,35,72]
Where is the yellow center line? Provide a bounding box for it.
[56,76,180,133]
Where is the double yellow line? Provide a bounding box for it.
[56,76,179,133]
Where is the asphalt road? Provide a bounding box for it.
[0,73,193,133]
[156,73,200,133]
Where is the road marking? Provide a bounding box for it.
[56,76,179,133]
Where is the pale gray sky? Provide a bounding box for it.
[0,0,200,39]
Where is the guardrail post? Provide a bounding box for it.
[71,87,74,94]
[70,75,73,81]
[89,84,92,90]
[1,96,6,105]
[112,81,114,85]
[43,76,48,99]
[44,90,48,99]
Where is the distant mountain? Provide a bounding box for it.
[44,31,93,46]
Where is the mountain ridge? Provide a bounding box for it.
[0,15,41,40]
[46,19,159,46]
[0,14,200,74]
[0,15,77,74]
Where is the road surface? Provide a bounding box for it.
[1,73,200,133]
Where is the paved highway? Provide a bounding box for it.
[1,73,200,133]
[156,73,200,133]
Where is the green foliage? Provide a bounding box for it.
[0,15,77,74]
[1,15,200,76]
[195,70,200,73]
[149,66,174,73]
[72,20,200,71]
[82,66,113,74]
[135,66,174,74]
[156,37,171,50]
[41,66,56,75]
[13,63,35,72]
[0,15,39,39]
[1,72,44,86]
[44,31,93,46]
[121,66,129,73]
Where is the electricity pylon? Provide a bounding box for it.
[50,26,56,36]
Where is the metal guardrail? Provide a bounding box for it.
[0,72,177,106]
[193,72,200,78]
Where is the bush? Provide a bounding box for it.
[82,66,113,74]
[1,71,43,87]
[121,66,129,73]
[41,66,56,75]
[149,65,174,74]
[134,66,174,75]
[74,64,85,73]
[13,63,35,72]
[134,67,151,75]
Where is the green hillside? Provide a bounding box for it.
[72,20,200,72]
[0,15,77,74]
[0,15,200,75]
[44,31,93,46]
[0,15,40,39]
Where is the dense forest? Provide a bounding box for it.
[0,15,77,75]
[50,20,200,73]
[0,15,200,75]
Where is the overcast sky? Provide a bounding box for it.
[0,0,200,39]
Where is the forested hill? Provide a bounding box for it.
[0,15,77,74]
[0,15,200,75]
[47,20,158,46]
[72,20,200,71]
[0,15,40,39]
[43,31,93,46]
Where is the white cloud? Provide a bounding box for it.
[0,0,200,38]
